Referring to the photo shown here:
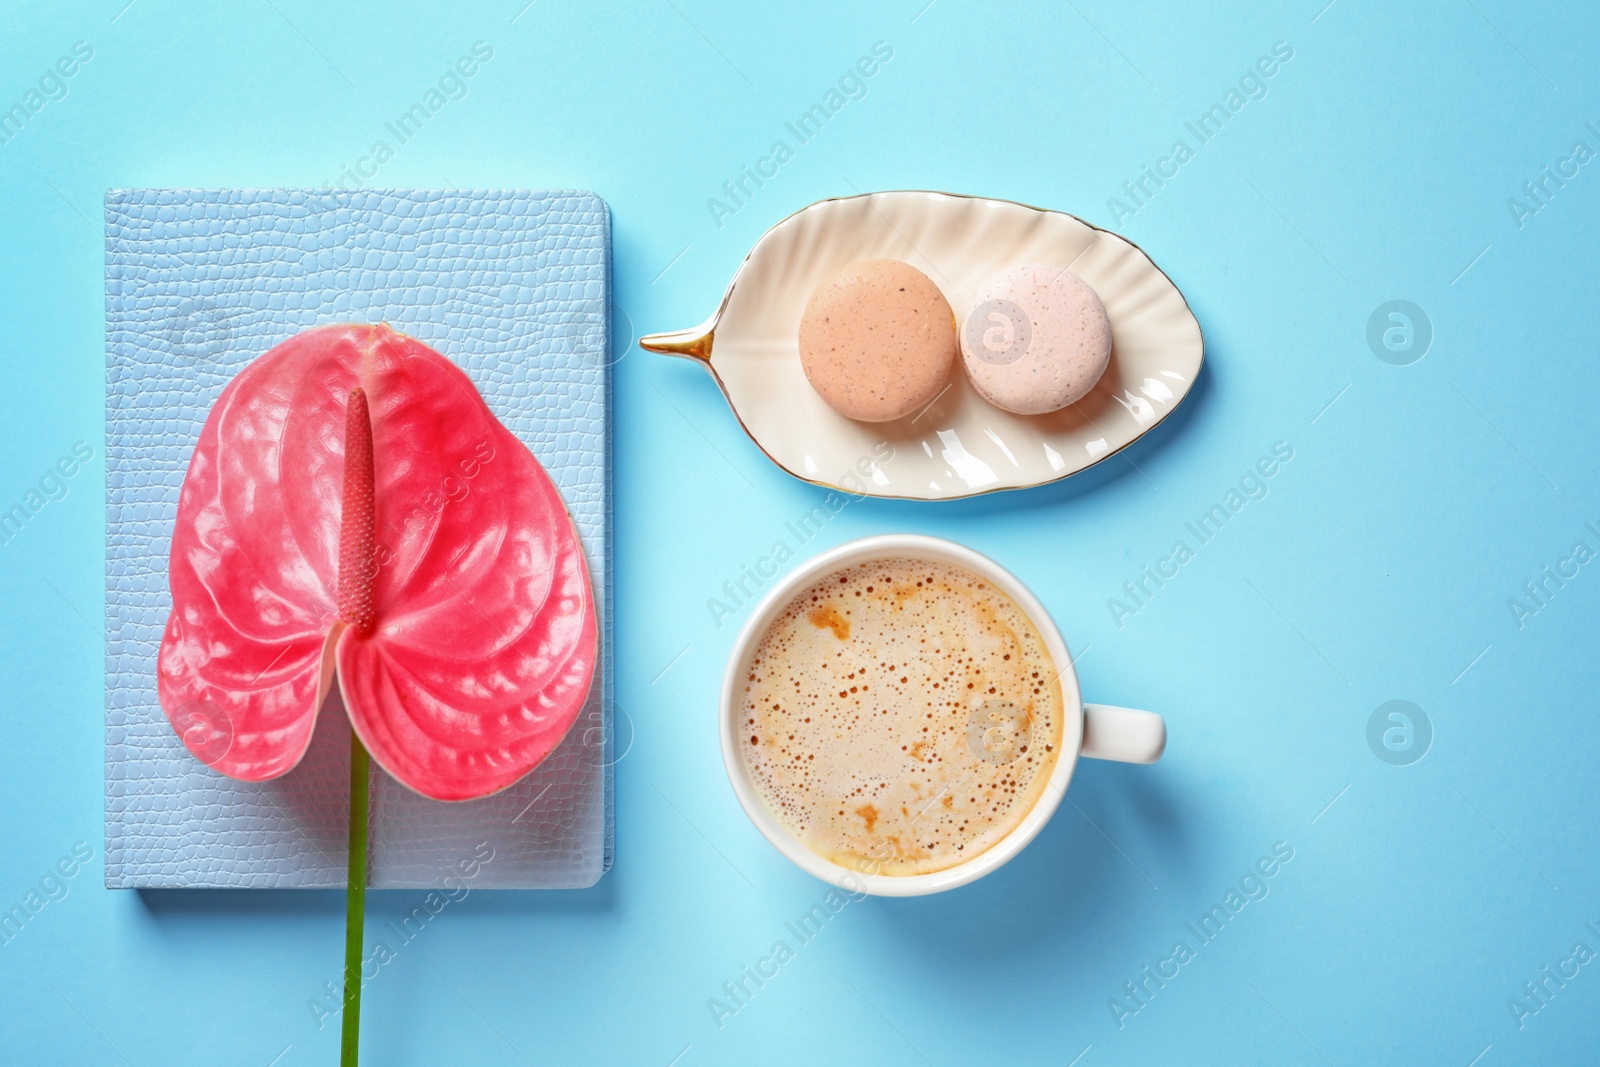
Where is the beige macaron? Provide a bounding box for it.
[798,259,956,423]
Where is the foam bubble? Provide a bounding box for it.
[739,558,1064,876]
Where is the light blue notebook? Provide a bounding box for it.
[104,189,614,889]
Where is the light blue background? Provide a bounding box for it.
[2,1,1597,1064]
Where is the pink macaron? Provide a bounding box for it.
[960,265,1111,415]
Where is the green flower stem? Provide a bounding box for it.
[341,732,370,1067]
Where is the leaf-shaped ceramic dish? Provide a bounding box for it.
[641,191,1203,500]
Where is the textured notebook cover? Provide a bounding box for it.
[105,189,613,889]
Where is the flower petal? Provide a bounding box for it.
[159,324,597,799]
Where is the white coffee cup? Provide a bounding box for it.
[720,534,1165,897]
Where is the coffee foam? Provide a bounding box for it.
[739,558,1064,877]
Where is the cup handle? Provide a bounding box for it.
[1080,704,1166,764]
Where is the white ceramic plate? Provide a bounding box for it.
[641,191,1203,501]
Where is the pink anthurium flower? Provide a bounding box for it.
[158,323,598,802]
